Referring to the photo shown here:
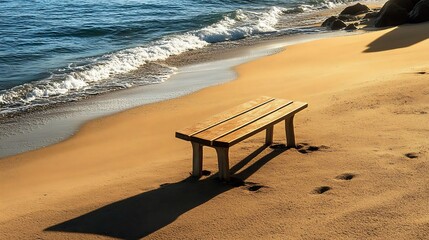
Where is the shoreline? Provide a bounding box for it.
[0,0,382,125]
[0,30,354,158]
[0,1,383,158]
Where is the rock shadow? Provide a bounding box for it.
[364,24,429,52]
[45,145,287,239]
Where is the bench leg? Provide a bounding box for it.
[265,125,274,146]
[191,142,203,177]
[215,147,230,181]
[285,115,296,148]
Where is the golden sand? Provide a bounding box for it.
[1,23,429,239]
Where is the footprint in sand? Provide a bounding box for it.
[247,185,264,191]
[269,143,329,153]
[225,178,268,192]
[246,182,267,192]
[312,186,331,194]
[232,181,267,192]
[297,143,329,154]
[335,173,356,181]
[405,152,419,159]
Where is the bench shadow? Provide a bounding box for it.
[364,24,429,53]
[45,145,288,239]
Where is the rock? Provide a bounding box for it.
[389,0,420,11]
[409,0,429,23]
[321,16,354,30]
[340,3,370,15]
[363,11,379,19]
[321,16,338,27]
[360,18,370,24]
[374,1,409,27]
[345,24,358,30]
[330,19,347,30]
[338,14,360,21]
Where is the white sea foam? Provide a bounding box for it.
[196,7,284,42]
[0,6,288,115]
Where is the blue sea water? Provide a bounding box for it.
[0,0,355,116]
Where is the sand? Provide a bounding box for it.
[1,23,429,239]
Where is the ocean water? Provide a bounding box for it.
[0,0,357,117]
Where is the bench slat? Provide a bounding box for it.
[190,99,293,146]
[213,101,308,147]
[176,96,275,141]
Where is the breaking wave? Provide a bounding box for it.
[0,6,287,115]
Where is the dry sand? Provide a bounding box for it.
[1,22,429,239]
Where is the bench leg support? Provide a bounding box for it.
[191,142,203,177]
[265,125,274,146]
[285,116,296,148]
[215,147,230,181]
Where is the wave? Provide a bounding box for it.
[309,0,357,9]
[282,0,356,14]
[0,6,288,115]
[0,0,356,116]
[195,7,283,42]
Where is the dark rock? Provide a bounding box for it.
[363,11,380,19]
[345,24,358,30]
[409,0,429,23]
[360,18,370,24]
[389,0,420,11]
[321,16,338,27]
[338,14,360,21]
[340,3,370,15]
[330,19,347,30]
[374,1,409,27]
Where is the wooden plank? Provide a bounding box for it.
[190,99,293,146]
[176,96,275,141]
[212,102,308,147]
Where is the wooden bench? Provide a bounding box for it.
[175,96,308,181]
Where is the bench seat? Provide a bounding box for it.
[176,96,308,181]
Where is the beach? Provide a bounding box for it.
[0,32,339,158]
[1,21,429,240]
